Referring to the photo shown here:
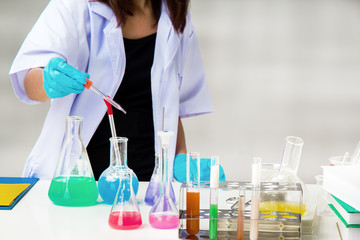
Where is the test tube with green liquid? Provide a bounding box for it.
[209,156,219,239]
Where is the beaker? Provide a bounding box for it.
[262,136,307,216]
[48,116,98,206]
[277,136,303,182]
[144,154,176,206]
[108,169,142,230]
[149,131,179,229]
[263,136,304,184]
[98,137,139,205]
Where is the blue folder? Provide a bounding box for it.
[0,177,39,210]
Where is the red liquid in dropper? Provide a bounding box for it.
[108,211,142,230]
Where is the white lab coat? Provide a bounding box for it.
[9,0,213,180]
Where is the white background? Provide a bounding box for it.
[1,0,360,183]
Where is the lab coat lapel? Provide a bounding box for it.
[158,7,180,70]
[90,3,125,96]
[152,5,181,154]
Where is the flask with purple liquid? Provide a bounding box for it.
[145,154,176,205]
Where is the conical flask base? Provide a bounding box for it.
[144,180,176,206]
[108,211,142,230]
[149,195,178,229]
[48,176,98,206]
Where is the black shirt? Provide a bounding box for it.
[87,33,157,181]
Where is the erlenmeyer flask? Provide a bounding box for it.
[149,131,179,229]
[108,169,142,230]
[144,154,176,206]
[48,116,98,206]
[98,137,139,205]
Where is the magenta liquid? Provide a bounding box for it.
[108,211,142,230]
[144,181,176,206]
[149,213,179,229]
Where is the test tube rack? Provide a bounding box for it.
[178,181,304,240]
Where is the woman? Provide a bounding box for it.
[9,0,214,180]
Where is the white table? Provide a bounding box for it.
[0,182,340,240]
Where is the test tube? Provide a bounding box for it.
[186,152,200,235]
[237,190,245,240]
[250,157,262,240]
[209,156,219,240]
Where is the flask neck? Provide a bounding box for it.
[64,116,83,141]
[160,147,170,197]
[110,137,128,168]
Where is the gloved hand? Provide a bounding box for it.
[43,57,89,98]
[173,154,226,183]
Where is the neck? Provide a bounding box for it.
[134,0,151,11]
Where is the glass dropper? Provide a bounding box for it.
[84,78,126,114]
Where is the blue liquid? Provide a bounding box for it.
[144,181,176,206]
[98,174,139,205]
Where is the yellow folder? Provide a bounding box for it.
[0,184,30,206]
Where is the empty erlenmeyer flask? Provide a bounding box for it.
[144,154,176,206]
[149,131,179,229]
[48,116,98,206]
[108,169,142,230]
[98,137,139,205]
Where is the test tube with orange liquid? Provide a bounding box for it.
[186,152,200,235]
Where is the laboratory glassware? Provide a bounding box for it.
[144,154,176,206]
[84,78,126,114]
[186,152,200,235]
[48,116,98,206]
[250,157,262,240]
[108,169,142,230]
[277,136,304,183]
[350,140,360,164]
[103,98,117,139]
[236,189,245,240]
[262,136,304,185]
[149,131,179,229]
[98,137,139,204]
[209,156,219,239]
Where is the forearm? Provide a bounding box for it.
[24,68,50,102]
[176,117,187,155]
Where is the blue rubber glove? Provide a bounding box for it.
[43,57,89,98]
[173,154,226,183]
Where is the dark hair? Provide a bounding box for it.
[95,0,190,33]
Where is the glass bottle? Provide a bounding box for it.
[144,154,176,206]
[48,116,98,206]
[108,169,142,230]
[98,137,139,205]
[149,131,179,229]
